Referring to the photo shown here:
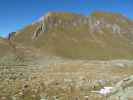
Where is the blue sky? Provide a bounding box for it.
[0,0,133,37]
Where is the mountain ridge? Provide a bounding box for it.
[2,11,133,60]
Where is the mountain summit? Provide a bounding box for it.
[8,12,133,59]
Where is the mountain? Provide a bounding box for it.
[9,12,133,60]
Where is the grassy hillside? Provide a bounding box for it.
[0,38,13,57]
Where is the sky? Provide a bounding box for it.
[0,0,133,37]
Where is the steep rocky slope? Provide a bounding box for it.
[9,12,133,60]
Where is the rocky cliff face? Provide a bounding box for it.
[31,12,133,39]
[9,12,133,59]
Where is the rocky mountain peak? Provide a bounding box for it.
[38,12,82,22]
[30,12,133,39]
[9,12,133,59]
